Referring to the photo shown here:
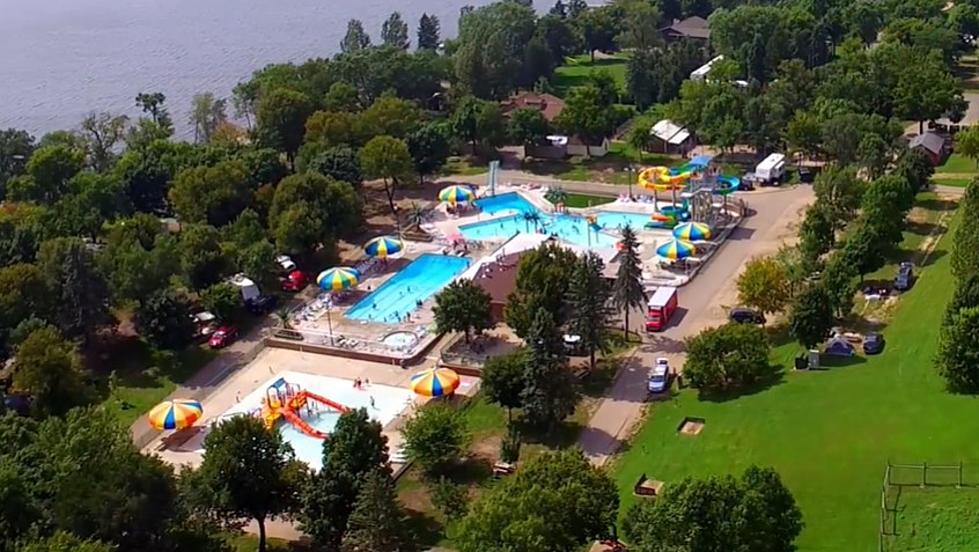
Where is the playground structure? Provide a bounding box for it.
[260,377,349,439]
[637,155,742,228]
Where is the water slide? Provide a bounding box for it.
[714,175,741,195]
[297,391,350,415]
[280,407,330,439]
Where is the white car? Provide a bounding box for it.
[275,254,297,273]
[648,358,671,394]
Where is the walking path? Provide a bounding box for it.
[577,185,816,466]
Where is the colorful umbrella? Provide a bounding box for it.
[656,239,696,260]
[672,222,712,241]
[149,399,203,431]
[364,236,404,258]
[316,267,361,291]
[438,185,475,205]
[410,367,461,397]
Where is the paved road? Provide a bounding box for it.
[577,185,816,466]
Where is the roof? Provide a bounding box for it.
[471,252,526,304]
[756,153,786,172]
[690,55,724,80]
[650,119,691,145]
[501,92,566,122]
[660,16,711,39]
[909,132,948,155]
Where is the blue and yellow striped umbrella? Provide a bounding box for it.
[149,399,203,431]
[656,239,696,260]
[672,222,712,241]
[438,185,475,205]
[316,267,361,291]
[410,367,461,397]
[364,236,404,258]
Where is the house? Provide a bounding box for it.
[649,119,695,155]
[567,135,610,157]
[660,16,711,42]
[909,131,951,166]
[471,252,526,321]
[500,92,565,123]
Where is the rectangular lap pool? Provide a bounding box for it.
[345,254,470,324]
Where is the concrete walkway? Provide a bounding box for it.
[577,185,816,466]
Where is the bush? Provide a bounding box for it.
[683,323,773,394]
[937,306,979,392]
[430,477,469,521]
[500,424,522,464]
[402,403,469,475]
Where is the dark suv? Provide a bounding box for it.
[894,262,914,291]
[246,294,279,315]
[729,307,765,325]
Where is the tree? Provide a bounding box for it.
[578,6,618,62]
[813,164,862,231]
[359,95,423,139]
[135,91,173,131]
[433,280,493,342]
[381,12,410,49]
[953,180,979,281]
[10,325,89,417]
[521,309,578,431]
[556,85,615,154]
[299,145,363,186]
[945,272,979,324]
[0,128,35,190]
[627,115,654,162]
[456,449,618,552]
[683,323,772,394]
[236,239,278,290]
[798,204,835,263]
[324,82,361,113]
[256,88,314,163]
[504,242,578,337]
[135,289,196,350]
[567,252,613,369]
[624,465,803,552]
[268,172,360,258]
[340,470,416,552]
[957,125,979,168]
[10,145,84,204]
[304,110,363,148]
[821,254,858,319]
[417,14,441,51]
[453,2,537,98]
[407,122,450,183]
[402,403,469,474]
[18,532,113,552]
[508,108,550,148]
[360,136,413,228]
[191,416,305,552]
[482,350,527,421]
[450,96,506,155]
[201,282,241,322]
[892,47,964,133]
[893,148,934,194]
[789,284,834,349]
[860,174,914,245]
[36,238,111,341]
[169,160,252,227]
[51,172,130,240]
[189,92,227,144]
[79,112,128,171]
[613,225,646,337]
[737,256,791,317]
[301,408,389,549]
[177,224,229,290]
[939,306,979,392]
[341,19,372,53]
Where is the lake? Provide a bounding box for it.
[0,0,542,139]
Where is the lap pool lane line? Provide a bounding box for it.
[577,185,816,466]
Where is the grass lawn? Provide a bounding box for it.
[522,141,683,185]
[932,176,972,187]
[936,153,976,174]
[886,485,979,551]
[553,54,629,97]
[611,196,979,551]
[440,156,488,177]
[564,193,615,208]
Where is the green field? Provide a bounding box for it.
[936,153,976,174]
[612,197,979,551]
[932,177,972,187]
[886,486,979,551]
[564,193,615,208]
[553,54,629,97]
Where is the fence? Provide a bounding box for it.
[878,462,979,552]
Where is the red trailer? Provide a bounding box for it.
[645,286,678,332]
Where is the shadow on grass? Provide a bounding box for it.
[440,457,495,487]
[905,220,943,237]
[920,248,948,267]
[403,509,444,550]
[916,197,959,212]
[516,418,586,450]
[696,369,787,403]
[819,354,868,368]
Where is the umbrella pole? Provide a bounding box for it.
[326,307,335,346]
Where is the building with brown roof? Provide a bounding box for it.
[660,16,711,42]
[471,251,526,321]
[501,92,566,123]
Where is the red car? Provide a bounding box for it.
[281,270,308,292]
[208,326,239,348]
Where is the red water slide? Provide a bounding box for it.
[298,391,351,414]
[279,391,350,439]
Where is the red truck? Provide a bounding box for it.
[645,286,678,332]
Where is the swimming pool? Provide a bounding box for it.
[462,192,654,249]
[345,254,470,323]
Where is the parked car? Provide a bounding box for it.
[863,333,885,355]
[275,254,296,274]
[648,358,671,394]
[894,262,914,291]
[208,326,239,348]
[729,307,765,325]
[246,294,278,315]
[281,270,308,292]
[191,311,217,340]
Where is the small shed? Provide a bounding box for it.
[660,16,711,42]
[824,336,855,357]
[909,132,951,166]
[649,119,695,155]
[690,55,724,81]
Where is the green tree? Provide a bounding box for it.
[952,180,979,281]
[301,408,390,549]
[324,82,361,113]
[407,122,451,183]
[956,125,979,168]
[939,306,979,392]
[304,110,362,148]
[268,173,360,258]
[508,108,550,147]
[51,172,131,240]
[683,323,772,394]
[891,47,965,133]
[578,6,618,62]
[256,88,314,163]
[381,12,410,49]
[624,465,803,552]
[79,112,129,171]
[453,2,537,97]
[188,92,227,144]
[736,256,791,317]
[298,144,363,186]
[135,91,173,131]
[11,326,89,417]
[0,128,35,190]
[341,19,372,53]
[177,224,229,290]
[789,284,834,349]
[236,239,278,290]
[556,85,615,154]
[813,164,862,231]
[135,289,196,350]
[9,145,84,204]
[450,96,507,155]
[169,160,252,226]
[504,242,578,337]
[567,252,612,369]
[456,449,618,552]
[36,238,111,341]
[190,416,306,552]
[18,532,112,552]
[359,95,423,139]
[798,204,835,263]
[482,349,527,421]
[360,136,413,228]
[821,254,858,319]
[340,469,416,552]
[613,225,646,337]
[0,263,51,352]
[945,272,979,324]
[893,149,934,194]
[417,14,441,50]
[201,282,241,322]
[521,309,578,431]
[433,280,493,342]
[402,403,469,474]
[627,115,654,162]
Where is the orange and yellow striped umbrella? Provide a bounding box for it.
[148,399,203,430]
[410,367,461,397]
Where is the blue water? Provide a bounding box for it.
[461,192,654,249]
[345,254,470,323]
